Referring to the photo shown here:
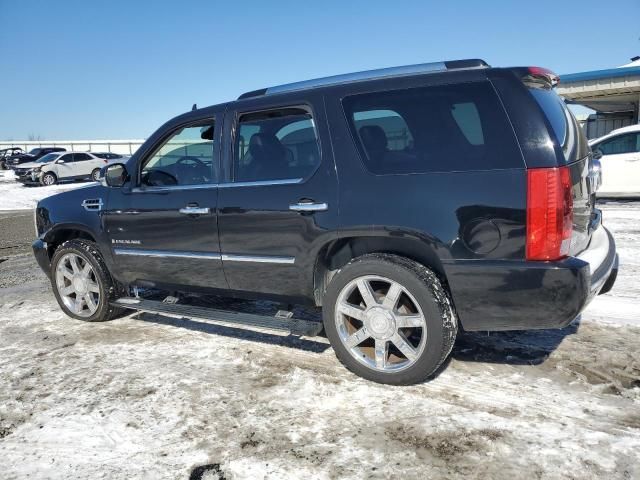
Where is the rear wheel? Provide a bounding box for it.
[41,172,57,186]
[91,168,101,182]
[50,239,124,322]
[0,160,5,170]
[323,254,457,385]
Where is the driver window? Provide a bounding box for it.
[141,119,216,187]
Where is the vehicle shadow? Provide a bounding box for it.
[133,311,331,354]
[450,318,581,365]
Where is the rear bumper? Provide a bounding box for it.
[444,226,618,331]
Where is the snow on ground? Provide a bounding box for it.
[0,199,638,479]
[0,170,90,211]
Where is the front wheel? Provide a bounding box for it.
[41,172,57,186]
[323,254,457,385]
[50,239,124,322]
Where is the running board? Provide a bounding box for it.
[111,297,323,337]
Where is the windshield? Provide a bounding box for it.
[37,153,60,163]
[28,148,42,155]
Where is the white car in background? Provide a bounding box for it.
[13,151,117,185]
[589,124,640,197]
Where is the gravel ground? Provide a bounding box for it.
[0,201,638,479]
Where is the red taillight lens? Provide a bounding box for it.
[526,167,573,261]
[527,66,560,86]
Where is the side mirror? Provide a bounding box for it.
[104,163,128,188]
[55,159,65,164]
[592,149,603,160]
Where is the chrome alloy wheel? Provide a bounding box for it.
[55,253,100,317]
[334,275,427,372]
[42,174,55,185]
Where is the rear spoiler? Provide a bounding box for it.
[510,66,560,88]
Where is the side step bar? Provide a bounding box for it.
[111,297,324,337]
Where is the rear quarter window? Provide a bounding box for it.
[342,81,523,174]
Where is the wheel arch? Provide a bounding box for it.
[313,233,448,306]
[43,224,98,259]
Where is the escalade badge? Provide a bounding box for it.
[112,239,142,245]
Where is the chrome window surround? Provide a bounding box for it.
[113,248,295,264]
[129,177,303,193]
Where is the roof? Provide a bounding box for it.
[238,59,489,99]
[560,65,640,83]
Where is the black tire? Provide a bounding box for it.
[0,160,5,170]
[323,254,457,385]
[50,239,124,322]
[91,168,101,182]
[41,172,57,186]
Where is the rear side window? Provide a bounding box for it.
[343,82,522,174]
[234,107,320,183]
[596,133,640,155]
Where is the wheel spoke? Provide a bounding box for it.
[81,261,92,276]
[345,327,370,348]
[74,296,84,314]
[396,314,424,329]
[59,267,74,280]
[86,281,100,293]
[391,332,418,361]
[383,282,402,310]
[357,279,377,308]
[60,285,75,296]
[374,339,388,369]
[84,293,97,313]
[69,256,80,274]
[337,302,366,321]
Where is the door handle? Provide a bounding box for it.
[179,206,210,215]
[289,201,328,212]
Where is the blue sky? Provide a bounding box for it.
[1,0,638,140]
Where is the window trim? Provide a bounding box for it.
[135,116,217,190]
[228,103,322,186]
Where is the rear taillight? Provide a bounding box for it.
[526,167,573,261]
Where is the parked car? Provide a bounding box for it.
[589,124,640,197]
[92,152,129,160]
[0,147,24,169]
[15,151,108,185]
[32,59,617,385]
[6,147,66,168]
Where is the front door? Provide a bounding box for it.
[218,98,338,301]
[104,115,227,290]
[596,131,640,195]
[55,152,77,180]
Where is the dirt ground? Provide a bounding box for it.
[0,202,638,479]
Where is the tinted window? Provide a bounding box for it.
[597,133,640,155]
[343,82,522,174]
[73,153,92,161]
[234,108,320,182]
[60,153,74,162]
[141,120,216,187]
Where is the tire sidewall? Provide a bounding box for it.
[50,240,115,322]
[91,169,100,181]
[323,256,448,384]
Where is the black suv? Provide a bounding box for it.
[0,147,24,169]
[6,147,66,168]
[32,59,618,385]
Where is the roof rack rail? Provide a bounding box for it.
[238,59,489,100]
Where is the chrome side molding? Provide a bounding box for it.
[113,248,295,264]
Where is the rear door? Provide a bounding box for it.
[70,153,94,177]
[217,95,338,300]
[593,131,640,195]
[104,113,227,289]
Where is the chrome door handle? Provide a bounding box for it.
[289,202,328,212]
[179,206,210,215]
